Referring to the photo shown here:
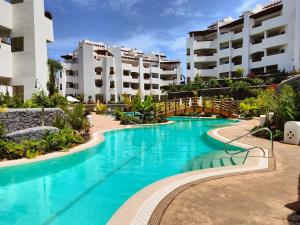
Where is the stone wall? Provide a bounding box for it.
[3,127,59,142]
[0,108,64,133]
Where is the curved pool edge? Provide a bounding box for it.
[108,121,271,225]
[0,121,176,169]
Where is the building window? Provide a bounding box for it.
[110,81,115,88]
[187,77,191,83]
[123,82,130,88]
[66,70,74,76]
[60,71,62,78]
[11,37,24,52]
[110,67,114,75]
[95,80,103,88]
[95,67,102,75]
[123,70,130,76]
[66,82,74,88]
[152,84,159,89]
[187,63,191,70]
[110,95,115,101]
[186,48,190,56]
[152,73,159,79]
[60,84,62,90]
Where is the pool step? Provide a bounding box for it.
[183,154,248,172]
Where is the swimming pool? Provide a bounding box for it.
[0,118,242,225]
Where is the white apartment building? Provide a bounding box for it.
[59,40,182,102]
[186,0,300,82]
[0,0,54,99]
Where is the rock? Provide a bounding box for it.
[3,126,59,142]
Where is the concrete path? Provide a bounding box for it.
[159,119,300,225]
[89,113,125,133]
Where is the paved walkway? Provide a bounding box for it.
[159,119,300,225]
[89,113,125,133]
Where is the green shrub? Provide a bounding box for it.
[49,93,68,108]
[207,79,220,88]
[114,107,124,121]
[120,115,142,125]
[0,140,24,160]
[0,128,84,160]
[224,79,233,87]
[65,104,87,131]
[0,122,6,137]
[53,115,70,129]
[43,128,84,152]
[231,81,253,100]
[95,104,108,114]
[239,97,259,119]
[21,140,44,159]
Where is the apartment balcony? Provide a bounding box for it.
[261,33,288,49]
[194,68,217,77]
[0,1,12,30]
[250,59,265,69]
[151,78,160,84]
[251,42,265,55]
[151,89,161,95]
[218,64,231,73]
[0,42,12,78]
[232,31,243,40]
[251,15,287,35]
[151,66,160,74]
[194,54,217,63]
[44,13,54,43]
[160,79,176,87]
[232,48,243,57]
[262,52,288,67]
[219,32,232,43]
[194,40,217,50]
[0,85,13,96]
[218,48,231,58]
[122,63,139,73]
[160,68,178,75]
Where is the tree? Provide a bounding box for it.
[194,74,202,84]
[231,81,252,100]
[235,67,245,78]
[131,91,142,112]
[47,59,63,96]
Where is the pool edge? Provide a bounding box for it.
[108,120,272,225]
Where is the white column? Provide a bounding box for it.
[294,0,300,71]
[138,57,145,100]
[242,12,251,77]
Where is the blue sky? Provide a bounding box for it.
[45,0,269,71]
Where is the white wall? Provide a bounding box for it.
[0,43,12,78]
[0,0,12,29]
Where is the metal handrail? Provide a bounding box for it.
[224,127,274,158]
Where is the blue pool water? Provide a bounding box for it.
[0,118,236,225]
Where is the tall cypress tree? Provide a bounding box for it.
[47,59,62,96]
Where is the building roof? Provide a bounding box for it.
[161,60,181,64]
[250,3,282,19]
[189,29,217,37]
[94,49,113,56]
[220,17,244,29]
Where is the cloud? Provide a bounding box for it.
[161,0,202,17]
[235,0,263,14]
[47,0,142,15]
